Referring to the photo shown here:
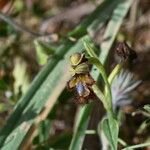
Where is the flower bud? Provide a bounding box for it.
[70,53,83,66]
[115,42,137,62]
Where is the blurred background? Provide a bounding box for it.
[0,0,150,149]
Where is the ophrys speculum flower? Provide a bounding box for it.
[67,52,95,104]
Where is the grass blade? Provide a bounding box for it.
[0,36,92,150]
[0,39,73,147]
[69,0,123,38]
[101,116,119,150]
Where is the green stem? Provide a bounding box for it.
[84,40,120,150]
[88,57,112,112]
[118,138,128,147]
[85,130,96,134]
[122,142,150,150]
[84,40,113,113]
[103,63,122,108]
[108,64,122,84]
[83,40,99,59]
[92,84,108,110]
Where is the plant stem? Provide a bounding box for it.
[122,142,150,150]
[108,64,122,84]
[85,130,96,134]
[118,138,128,147]
[83,40,99,59]
[88,57,112,112]
[92,84,108,110]
[84,40,113,113]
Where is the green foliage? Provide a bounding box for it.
[34,40,49,65]
[13,58,30,95]
[34,40,55,65]
[144,105,150,113]
[84,36,120,150]
[101,115,119,150]
[122,142,150,150]
[0,35,90,150]
[0,0,133,150]
[69,104,93,150]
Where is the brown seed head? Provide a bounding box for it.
[115,42,137,62]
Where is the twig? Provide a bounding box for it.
[132,110,150,118]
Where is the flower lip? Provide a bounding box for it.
[76,82,90,97]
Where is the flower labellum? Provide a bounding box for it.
[76,82,90,97]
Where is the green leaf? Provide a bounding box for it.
[143,105,150,113]
[100,0,132,64]
[101,115,119,150]
[33,119,52,145]
[69,0,123,38]
[0,38,73,149]
[83,40,99,58]
[13,58,30,95]
[0,36,91,150]
[34,40,55,65]
[38,119,51,143]
[69,104,93,150]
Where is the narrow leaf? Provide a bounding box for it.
[101,116,119,150]
[144,105,150,113]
